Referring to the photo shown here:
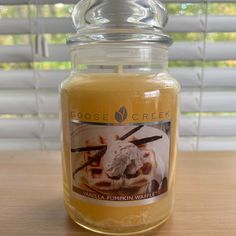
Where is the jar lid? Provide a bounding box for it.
[67,0,172,46]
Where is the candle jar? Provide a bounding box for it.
[60,0,180,235]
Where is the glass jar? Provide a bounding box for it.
[60,0,180,235]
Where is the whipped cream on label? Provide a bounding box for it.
[102,140,144,178]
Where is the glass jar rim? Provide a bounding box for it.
[67,28,172,46]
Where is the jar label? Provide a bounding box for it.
[70,121,171,206]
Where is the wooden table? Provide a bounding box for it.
[1,151,236,236]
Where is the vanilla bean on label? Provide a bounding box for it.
[119,125,144,140]
[71,125,143,153]
[130,136,162,146]
[73,147,107,179]
[72,145,106,153]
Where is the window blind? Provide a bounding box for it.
[0,0,236,151]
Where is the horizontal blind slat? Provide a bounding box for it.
[0,90,59,114]
[0,0,235,5]
[180,116,236,136]
[170,42,236,61]
[0,45,69,63]
[1,42,236,62]
[180,137,236,151]
[2,16,236,35]
[0,118,59,138]
[167,16,236,33]
[0,0,77,4]
[0,18,74,35]
[170,68,236,88]
[0,139,59,151]
[0,90,235,114]
[1,68,236,89]
[164,0,236,2]
[181,90,236,112]
[0,70,69,89]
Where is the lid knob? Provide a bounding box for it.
[68,0,172,46]
[72,0,168,31]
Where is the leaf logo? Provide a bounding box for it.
[115,106,128,123]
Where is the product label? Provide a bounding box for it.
[70,118,171,206]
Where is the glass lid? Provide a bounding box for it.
[67,0,172,46]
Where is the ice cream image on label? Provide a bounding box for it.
[103,140,144,178]
[72,125,168,194]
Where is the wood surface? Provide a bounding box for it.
[0,151,236,236]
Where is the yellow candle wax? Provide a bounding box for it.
[60,73,179,234]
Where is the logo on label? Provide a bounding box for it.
[115,106,128,123]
